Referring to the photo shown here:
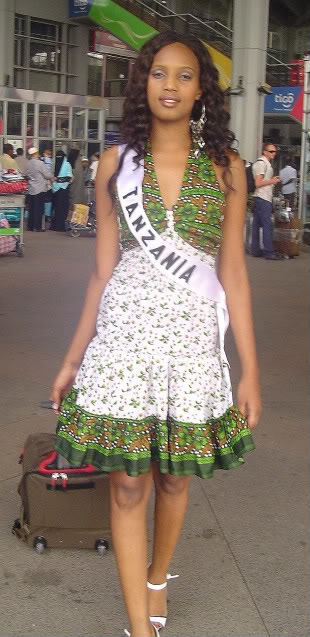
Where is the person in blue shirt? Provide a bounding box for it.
[51,151,73,231]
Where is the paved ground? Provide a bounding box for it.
[0,231,308,637]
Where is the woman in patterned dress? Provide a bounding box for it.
[51,32,261,637]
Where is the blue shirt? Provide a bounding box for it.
[52,159,73,192]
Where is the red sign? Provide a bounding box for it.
[90,30,133,53]
[290,60,304,86]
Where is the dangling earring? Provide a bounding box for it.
[189,101,207,158]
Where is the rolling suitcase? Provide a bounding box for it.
[12,432,111,555]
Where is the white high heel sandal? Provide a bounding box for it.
[124,627,160,637]
[148,573,179,631]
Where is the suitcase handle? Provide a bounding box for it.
[39,450,97,475]
[46,481,95,491]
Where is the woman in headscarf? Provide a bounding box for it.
[68,149,86,209]
[51,150,73,231]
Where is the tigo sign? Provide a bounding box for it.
[68,0,91,17]
[264,86,303,122]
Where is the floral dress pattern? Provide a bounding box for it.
[55,146,255,478]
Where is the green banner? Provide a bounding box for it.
[89,0,158,50]
[0,228,20,236]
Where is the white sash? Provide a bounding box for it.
[116,145,230,372]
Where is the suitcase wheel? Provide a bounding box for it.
[95,539,109,556]
[12,519,21,534]
[33,536,47,553]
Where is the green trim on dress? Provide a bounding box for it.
[55,389,255,479]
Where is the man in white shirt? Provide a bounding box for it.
[90,152,100,183]
[251,143,281,260]
[25,147,53,231]
[279,158,297,210]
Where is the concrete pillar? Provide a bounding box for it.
[0,0,15,87]
[230,0,270,162]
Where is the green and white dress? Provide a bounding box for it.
[55,146,255,478]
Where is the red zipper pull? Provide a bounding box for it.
[51,472,59,488]
[60,473,68,489]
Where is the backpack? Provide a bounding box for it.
[245,162,256,194]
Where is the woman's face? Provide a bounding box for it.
[147,43,201,123]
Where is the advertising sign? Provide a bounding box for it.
[90,30,133,52]
[264,86,304,122]
[68,0,91,18]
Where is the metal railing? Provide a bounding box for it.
[116,0,293,86]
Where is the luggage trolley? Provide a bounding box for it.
[0,194,26,257]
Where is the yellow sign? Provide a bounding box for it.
[204,42,232,90]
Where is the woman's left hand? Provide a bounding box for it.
[237,375,262,429]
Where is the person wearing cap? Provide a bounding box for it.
[90,152,100,183]
[81,157,92,184]
[25,147,53,231]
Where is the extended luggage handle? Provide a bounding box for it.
[39,450,96,475]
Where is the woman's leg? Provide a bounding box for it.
[110,470,155,637]
[148,464,191,620]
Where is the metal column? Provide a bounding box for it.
[298,56,310,223]
[230,0,270,162]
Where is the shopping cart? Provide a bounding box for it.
[67,202,96,238]
[85,183,95,205]
[0,194,26,257]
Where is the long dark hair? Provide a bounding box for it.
[108,31,236,197]
[68,148,80,169]
[55,150,66,177]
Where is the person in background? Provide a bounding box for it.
[42,148,52,170]
[82,157,92,184]
[90,152,100,183]
[280,157,297,211]
[42,148,53,223]
[51,150,72,232]
[25,147,53,232]
[0,143,19,171]
[251,143,282,260]
[68,149,86,208]
[15,148,29,175]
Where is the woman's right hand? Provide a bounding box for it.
[50,363,79,413]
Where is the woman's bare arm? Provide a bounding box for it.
[51,147,120,406]
[217,154,261,427]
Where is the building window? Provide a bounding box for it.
[14,15,78,93]
[39,105,53,138]
[30,42,59,71]
[72,107,86,139]
[56,106,69,138]
[27,104,35,137]
[88,57,102,96]
[7,102,22,136]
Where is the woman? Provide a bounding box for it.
[68,148,86,208]
[51,150,72,231]
[51,32,261,637]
